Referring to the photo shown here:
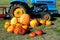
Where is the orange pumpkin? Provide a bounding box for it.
[7,25,14,33]
[19,28,27,35]
[35,30,43,35]
[29,32,36,37]
[40,19,46,25]
[30,19,39,28]
[46,20,52,26]
[4,20,10,29]
[20,14,30,25]
[14,27,20,34]
[11,17,18,25]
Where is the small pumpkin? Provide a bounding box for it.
[11,17,18,25]
[7,25,14,33]
[17,18,20,23]
[22,25,29,30]
[4,20,10,29]
[20,14,30,25]
[15,23,22,28]
[19,28,27,35]
[30,19,39,28]
[14,27,20,34]
[40,19,46,25]
[11,24,16,28]
[29,32,36,37]
[46,20,52,26]
[35,30,43,35]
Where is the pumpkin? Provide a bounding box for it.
[14,27,20,34]
[11,17,18,25]
[7,25,14,33]
[15,23,22,28]
[30,19,39,28]
[17,18,20,22]
[29,32,36,37]
[35,30,43,35]
[22,25,29,30]
[40,19,46,25]
[11,24,16,27]
[19,28,27,35]
[46,20,52,26]
[4,20,10,29]
[20,14,30,25]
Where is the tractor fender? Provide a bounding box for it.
[10,1,30,13]
[10,1,28,7]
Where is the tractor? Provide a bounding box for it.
[8,0,58,20]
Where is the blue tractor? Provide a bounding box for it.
[8,0,58,20]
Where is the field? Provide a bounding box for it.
[0,0,60,40]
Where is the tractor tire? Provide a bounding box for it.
[8,4,27,19]
[41,12,51,20]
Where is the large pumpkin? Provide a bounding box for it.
[30,19,39,28]
[40,19,46,25]
[46,20,52,26]
[7,25,14,33]
[20,14,30,25]
[11,17,18,25]
[4,20,10,29]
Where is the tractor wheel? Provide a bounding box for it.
[8,4,27,19]
[41,13,51,20]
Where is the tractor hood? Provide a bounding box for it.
[10,0,27,3]
[30,0,56,4]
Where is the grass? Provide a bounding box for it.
[0,0,10,5]
[0,0,60,40]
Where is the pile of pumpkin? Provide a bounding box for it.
[4,14,52,36]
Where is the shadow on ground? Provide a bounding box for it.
[51,14,60,21]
